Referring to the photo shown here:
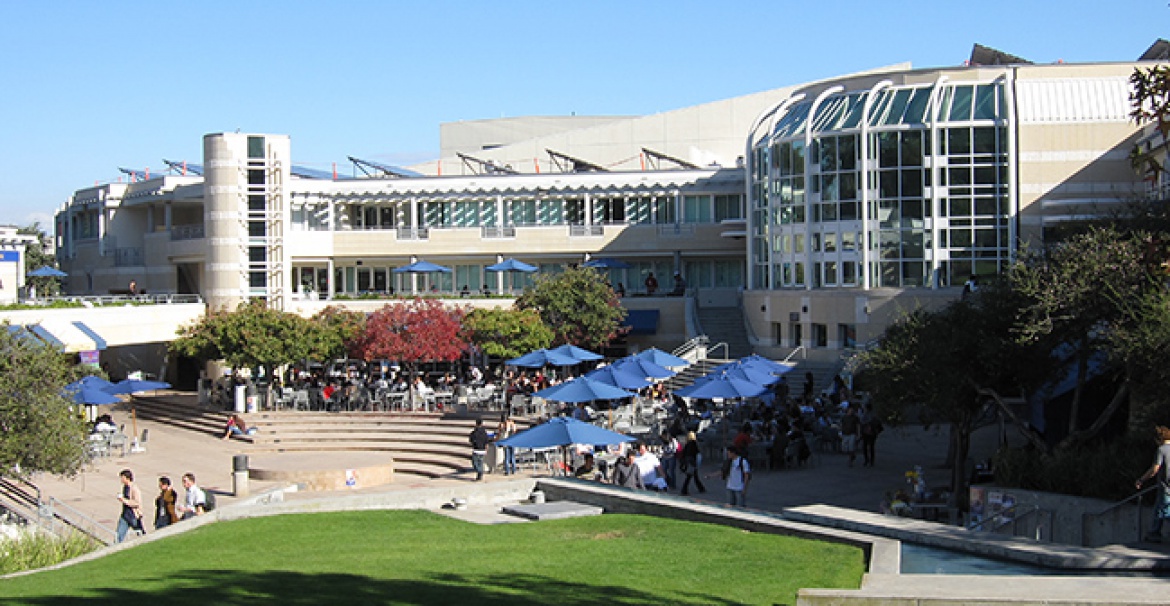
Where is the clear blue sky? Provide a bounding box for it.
[0,0,1163,229]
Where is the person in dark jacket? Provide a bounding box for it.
[610,449,644,489]
[679,431,706,495]
[468,418,490,481]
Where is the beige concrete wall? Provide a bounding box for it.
[743,287,958,359]
[0,303,205,348]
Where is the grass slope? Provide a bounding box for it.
[0,511,864,605]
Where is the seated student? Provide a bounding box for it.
[574,453,598,480]
[222,414,257,440]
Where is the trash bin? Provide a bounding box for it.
[234,384,247,413]
[233,454,249,472]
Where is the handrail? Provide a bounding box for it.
[48,497,116,545]
[1080,484,1158,547]
[968,503,1051,541]
[782,346,806,363]
[707,341,730,360]
[672,336,709,362]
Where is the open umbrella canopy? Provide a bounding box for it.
[736,354,796,375]
[548,343,604,363]
[28,266,67,278]
[497,416,635,449]
[104,379,172,395]
[485,258,538,273]
[506,348,580,368]
[582,257,630,269]
[533,376,636,403]
[704,363,779,386]
[585,364,652,390]
[63,376,121,405]
[392,260,453,274]
[612,356,675,380]
[674,373,767,400]
[634,347,690,368]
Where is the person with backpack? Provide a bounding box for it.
[722,446,751,507]
[178,472,207,519]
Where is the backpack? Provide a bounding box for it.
[202,490,217,512]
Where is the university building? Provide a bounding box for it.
[53,45,1166,362]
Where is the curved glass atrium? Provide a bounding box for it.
[749,79,1010,290]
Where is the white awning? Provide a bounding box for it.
[27,321,107,353]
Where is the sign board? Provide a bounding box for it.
[0,251,18,262]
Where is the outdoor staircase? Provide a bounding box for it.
[128,395,523,480]
[695,305,753,359]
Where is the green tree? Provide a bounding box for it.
[19,223,60,297]
[310,306,367,362]
[463,307,553,361]
[1010,226,1158,443]
[857,282,1048,508]
[0,323,90,478]
[170,300,325,387]
[514,266,627,349]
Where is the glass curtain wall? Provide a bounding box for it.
[750,80,1010,290]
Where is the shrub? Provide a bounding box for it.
[993,435,1150,501]
[0,527,99,575]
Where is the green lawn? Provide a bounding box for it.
[0,511,865,605]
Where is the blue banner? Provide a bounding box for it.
[0,251,18,262]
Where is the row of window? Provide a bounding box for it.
[291,194,744,230]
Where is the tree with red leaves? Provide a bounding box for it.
[351,298,467,364]
[350,299,467,407]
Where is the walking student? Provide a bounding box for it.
[1136,425,1170,542]
[154,476,179,530]
[115,469,144,542]
[722,446,751,507]
[469,418,489,481]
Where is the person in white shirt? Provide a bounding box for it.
[724,446,752,507]
[633,442,666,490]
[177,472,206,520]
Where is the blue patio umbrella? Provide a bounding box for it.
[708,361,781,385]
[582,257,630,269]
[506,348,580,368]
[612,356,675,380]
[28,266,67,278]
[737,354,796,374]
[63,376,121,405]
[497,416,635,449]
[533,376,636,403]
[702,362,776,388]
[585,364,652,390]
[634,347,690,368]
[392,260,453,274]
[674,373,767,400]
[104,379,172,395]
[485,258,538,273]
[548,343,604,363]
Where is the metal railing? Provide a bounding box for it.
[113,247,144,267]
[968,503,1053,541]
[569,225,603,237]
[170,224,205,240]
[672,335,710,363]
[36,293,204,306]
[0,477,114,545]
[481,226,516,238]
[782,346,807,363]
[1081,485,1158,547]
[47,497,116,545]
